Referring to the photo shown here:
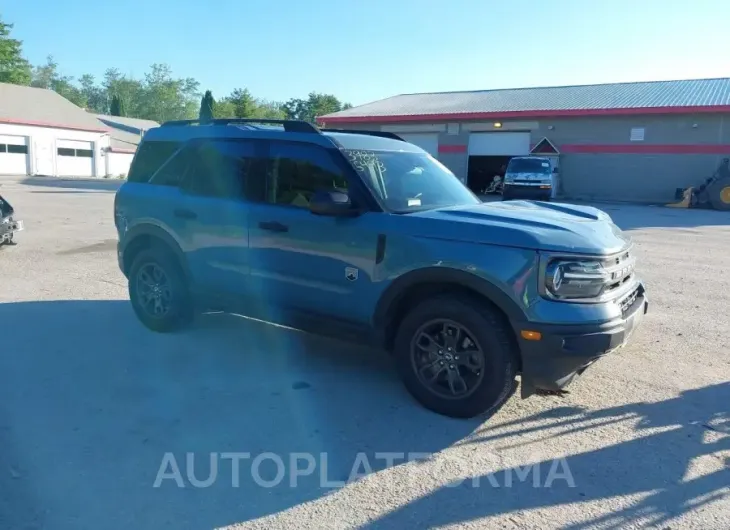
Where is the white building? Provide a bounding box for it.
[0,82,157,178]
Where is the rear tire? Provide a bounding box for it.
[393,296,518,418]
[128,247,194,332]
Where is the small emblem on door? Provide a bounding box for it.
[345,267,358,281]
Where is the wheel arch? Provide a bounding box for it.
[121,224,189,280]
[373,267,526,352]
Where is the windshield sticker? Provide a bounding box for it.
[541,162,550,167]
[408,198,422,207]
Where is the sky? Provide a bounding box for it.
[3,0,730,107]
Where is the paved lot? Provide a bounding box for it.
[1,175,728,530]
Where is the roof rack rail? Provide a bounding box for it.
[160,118,320,134]
[320,128,405,141]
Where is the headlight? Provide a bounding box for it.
[545,259,610,299]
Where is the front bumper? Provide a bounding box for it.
[516,283,649,397]
[503,184,552,200]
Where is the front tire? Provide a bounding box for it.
[128,247,194,332]
[394,296,518,418]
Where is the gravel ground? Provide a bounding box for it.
[0,175,728,530]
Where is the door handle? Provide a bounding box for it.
[174,208,197,220]
[259,221,289,233]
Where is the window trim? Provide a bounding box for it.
[263,139,382,213]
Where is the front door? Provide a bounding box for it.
[247,141,380,325]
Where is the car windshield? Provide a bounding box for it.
[343,149,480,213]
[508,158,551,174]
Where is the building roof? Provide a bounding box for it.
[0,82,108,132]
[96,114,159,152]
[320,77,730,124]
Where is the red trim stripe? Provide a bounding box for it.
[0,117,108,133]
[561,144,730,154]
[321,105,730,124]
[438,144,467,153]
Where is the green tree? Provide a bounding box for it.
[31,55,86,107]
[282,92,350,122]
[79,74,107,113]
[0,17,31,85]
[199,90,215,122]
[110,94,126,116]
[213,98,236,118]
[228,88,259,118]
[103,68,144,117]
[137,63,200,122]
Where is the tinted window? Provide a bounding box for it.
[57,148,75,157]
[150,145,194,187]
[7,144,28,154]
[267,142,347,208]
[128,140,181,183]
[184,140,264,199]
[507,158,551,174]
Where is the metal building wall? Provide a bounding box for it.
[324,113,730,203]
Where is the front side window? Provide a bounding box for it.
[343,149,479,213]
[267,142,348,208]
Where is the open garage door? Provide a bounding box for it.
[398,133,439,157]
[467,132,530,193]
[0,135,30,175]
[56,140,94,177]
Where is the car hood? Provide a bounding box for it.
[409,200,630,255]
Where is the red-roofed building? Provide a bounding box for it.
[319,78,730,202]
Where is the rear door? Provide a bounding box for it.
[174,138,267,297]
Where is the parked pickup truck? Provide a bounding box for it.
[0,194,23,246]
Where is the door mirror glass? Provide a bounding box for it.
[309,189,357,217]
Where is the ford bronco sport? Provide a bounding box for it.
[114,118,648,418]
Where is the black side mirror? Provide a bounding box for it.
[309,189,359,217]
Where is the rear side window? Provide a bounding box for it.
[183,139,265,199]
[128,141,181,183]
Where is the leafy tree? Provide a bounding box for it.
[30,55,86,107]
[213,98,236,118]
[79,74,108,113]
[282,92,350,122]
[228,88,259,118]
[0,17,31,85]
[103,68,144,117]
[137,63,200,123]
[199,90,215,122]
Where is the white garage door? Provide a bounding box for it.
[468,132,530,156]
[56,140,94,177]
[398,133,439,157]
[0,135,30,175]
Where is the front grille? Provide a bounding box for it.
[602,249,635,294]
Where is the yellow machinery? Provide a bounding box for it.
[667,158,730,211]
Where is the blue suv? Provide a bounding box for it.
[114,119,648,418]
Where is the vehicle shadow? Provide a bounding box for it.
[0,299,485,530]
[20,177,123,192]
[362,382,730,529]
